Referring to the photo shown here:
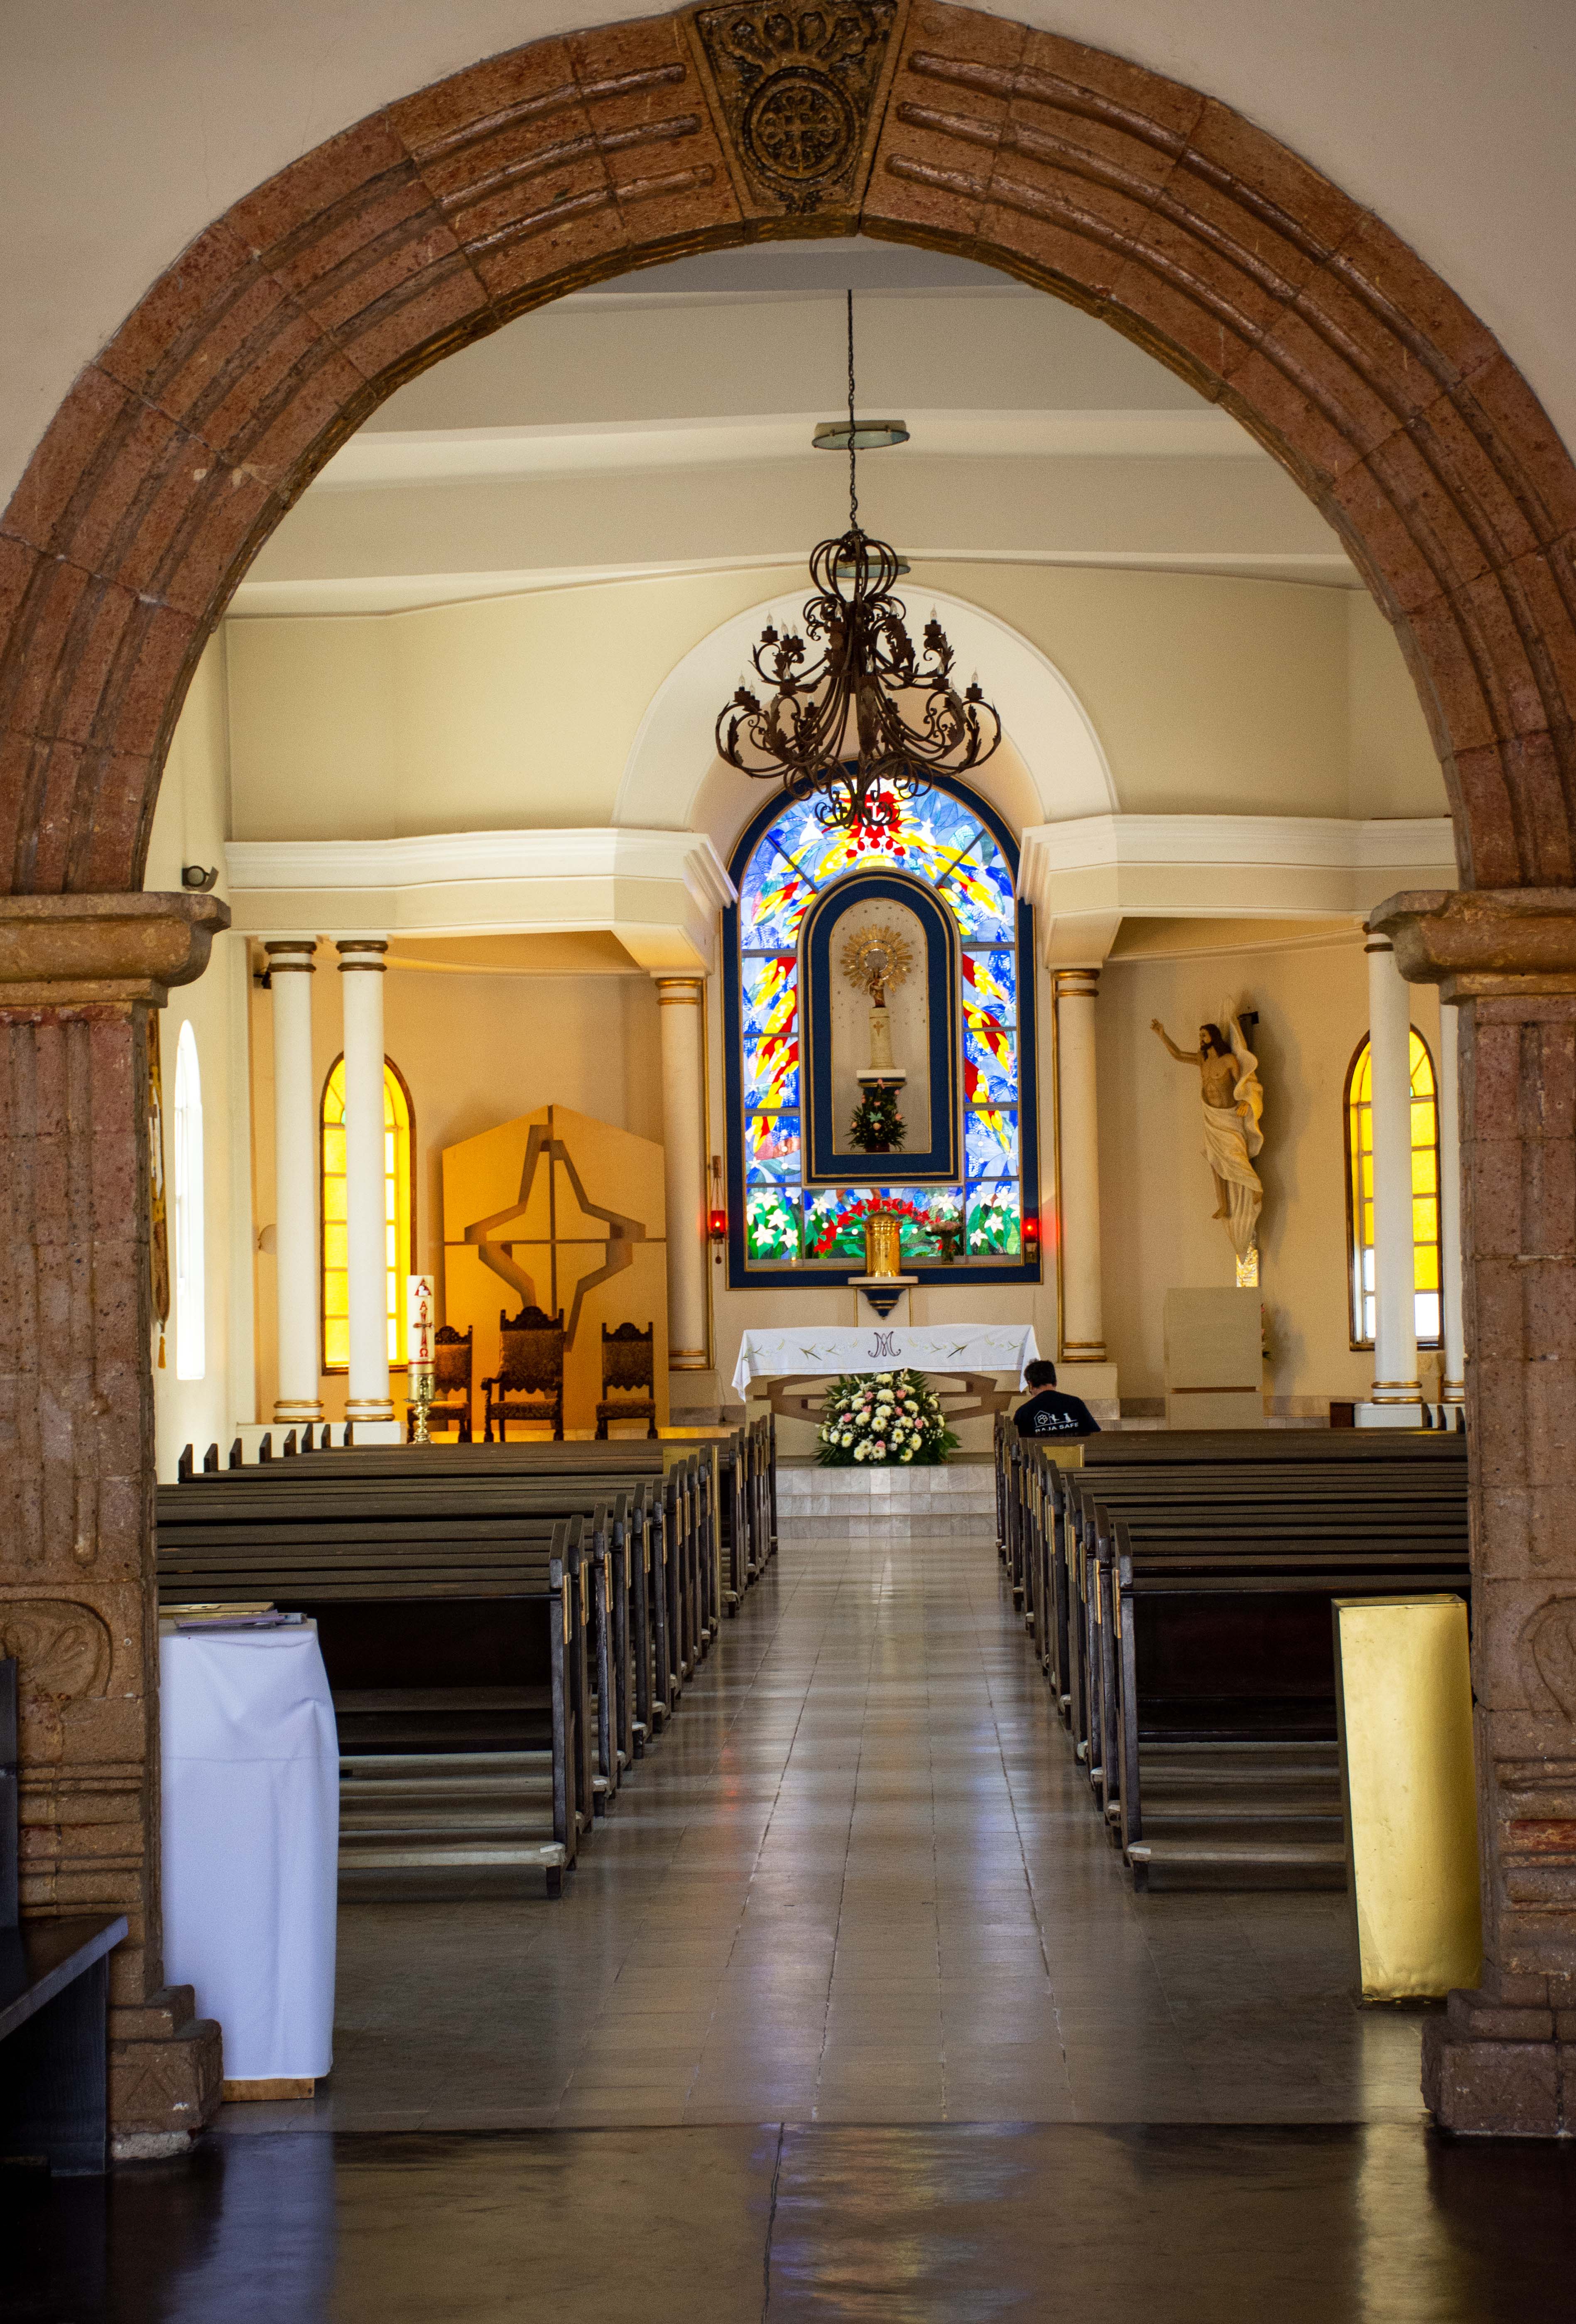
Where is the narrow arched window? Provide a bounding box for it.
[172,1021,206,1380]
[321,1057,415,1370]
[1345,1027,1442,1349]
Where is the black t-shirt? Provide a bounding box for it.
[1013,1388,1100,1439]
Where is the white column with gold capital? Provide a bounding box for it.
[1358,933,1424,1426]
[337,938,396,1432]
[654,975,709,1375]
[1054,966,1107,1366]
[265,940,324,1426]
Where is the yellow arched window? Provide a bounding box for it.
[321,1057,415,1370]
[1344,1028,1441,1349]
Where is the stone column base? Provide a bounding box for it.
[1422,1989,1575,2136]
[110,1989,223,2151]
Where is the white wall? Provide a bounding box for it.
[1096,931,1446,1410]
[4,2,1574,525]
[145,634,256,1478]
[225,563,1443,841]
[248,953,664,1422]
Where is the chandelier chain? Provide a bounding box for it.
[847,288,858,531]
[712,287,1003,833]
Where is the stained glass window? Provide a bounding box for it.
[732,778,1029,1275]
[1344,1028,1442,1348]
[322,1057,415,1369]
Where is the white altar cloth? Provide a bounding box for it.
[733,1325,1040,1399]
[160,1625,339,2082]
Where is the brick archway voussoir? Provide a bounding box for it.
[2,0,1576,896]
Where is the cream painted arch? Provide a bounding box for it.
[613,585,1118,843]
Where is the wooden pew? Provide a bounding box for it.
[155,1486,582,1891]
[992,1427,1471,1889]
[1065,1466,1467,1800]
[1110,1516,1471,1887]
[172,1448,698,1788]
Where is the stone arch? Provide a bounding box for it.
[0,0,1572,897]
[5,0,1576,2147]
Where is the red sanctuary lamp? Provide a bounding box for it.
[708,1155,727,1258]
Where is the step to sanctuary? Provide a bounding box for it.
[778,1462,997,1540]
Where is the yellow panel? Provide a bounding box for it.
[324,1269,348,1312]
[442,1105,671,1431]
[1414,1249,1439,1290]
[558,1239,670,1435]
[442,1108,554,1245]
[323,1223,348,1270]
[1335,1596,1481,2000]
[545,1104,667,1241]
[1412,1150,1436,1194]
[323,1125,346,1175]
[323,1178,348,1223]
[324,1320,349,1368]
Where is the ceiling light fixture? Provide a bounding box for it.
[716,293,1000,835]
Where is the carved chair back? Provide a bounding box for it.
[432,1323,473,1398]
[497,1305,565,1395]
[601,1321,655,1398]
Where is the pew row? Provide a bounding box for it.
[156,1495,581,1892]
[993,1424,1470,1888]
[161,1426,779,1896]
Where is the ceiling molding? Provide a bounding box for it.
[224,827,735,971]
[315,407,1264,492]
[1022,815,1459,966]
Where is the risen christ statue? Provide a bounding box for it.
[1150,1013,1265,1260]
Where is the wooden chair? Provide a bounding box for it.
[595,1321,659,1441]
[483,1306,565,1442]
[409,1324,474,1441]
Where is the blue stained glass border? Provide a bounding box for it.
[722,767,1040,1289]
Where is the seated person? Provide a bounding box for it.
[1012,1358,1101,1439]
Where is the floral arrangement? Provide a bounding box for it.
[848,1083,905,1153]
[817,1369,958,1466]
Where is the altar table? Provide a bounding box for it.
[160,1623,339,2085]
[732,1325,1040,1400]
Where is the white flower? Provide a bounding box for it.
[901,1449,914,1463]
[840,1432,853,1447]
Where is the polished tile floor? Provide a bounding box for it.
[20,1524,1566,2322]
[224,1523,1425,2135]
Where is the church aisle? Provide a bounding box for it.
[220,1519,1424,2138]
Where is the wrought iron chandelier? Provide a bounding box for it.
[715,293,1002,834]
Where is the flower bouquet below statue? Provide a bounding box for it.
[817,1369,958,1466]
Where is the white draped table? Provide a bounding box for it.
[733,1324,1040,1400]
[160,1624,339,2085]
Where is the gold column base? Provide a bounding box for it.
[272,1400,324,1423]
[345,1398,396,1422]
[1060,1341,1107,1363]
